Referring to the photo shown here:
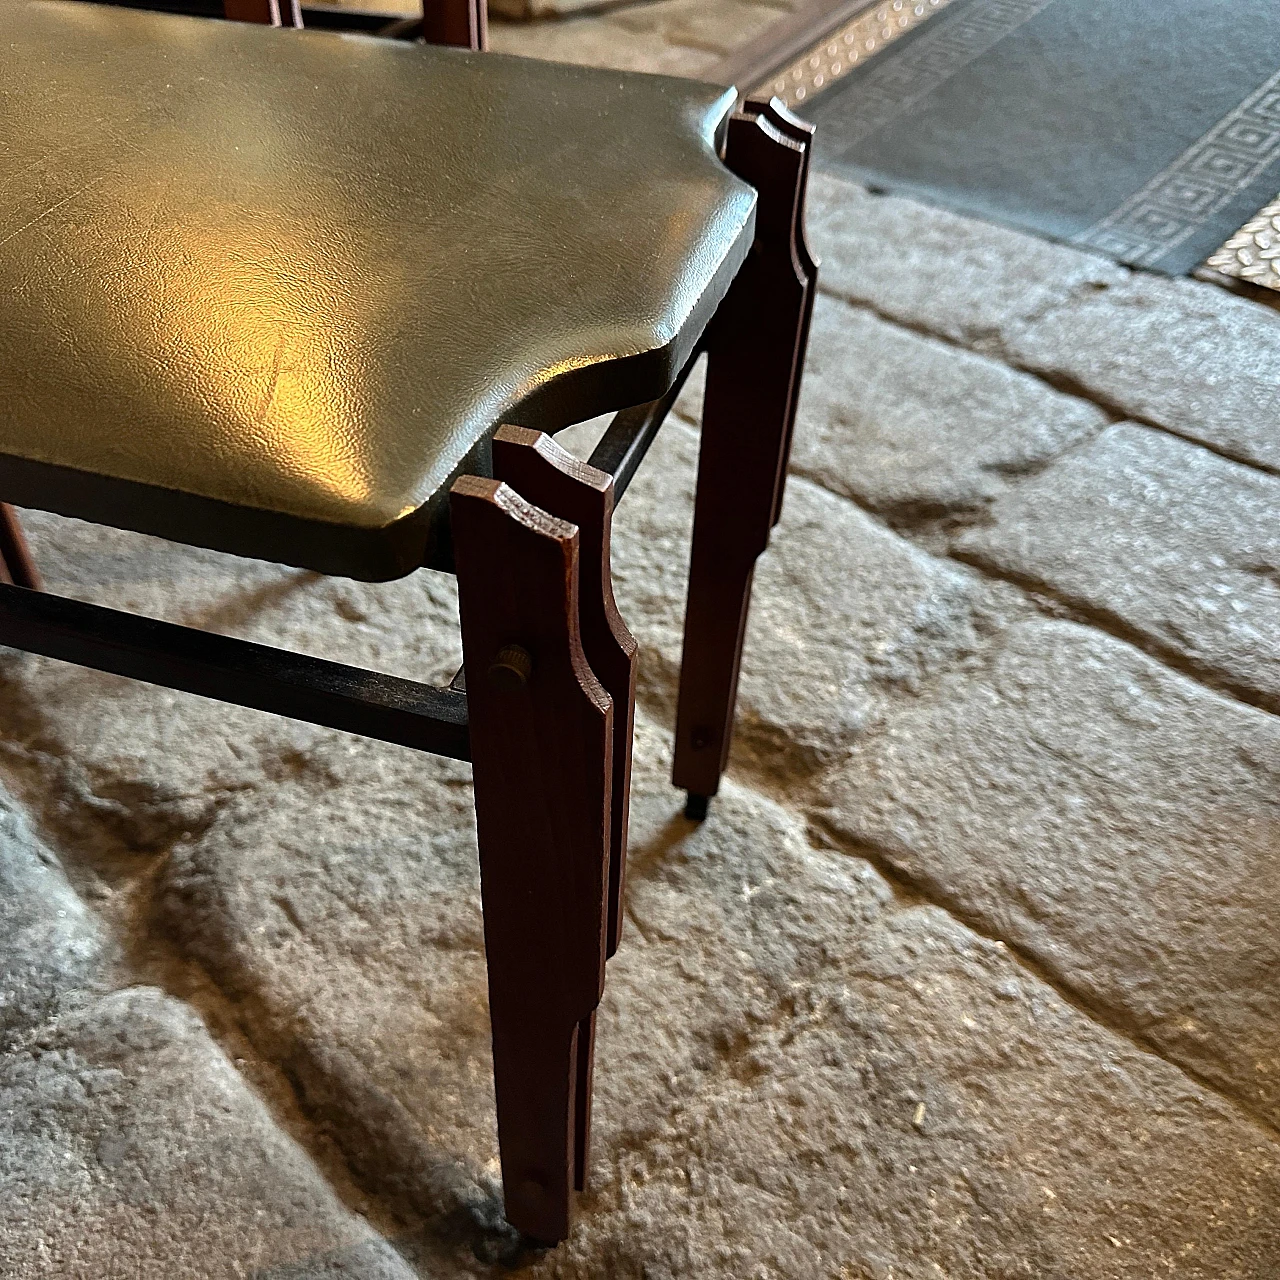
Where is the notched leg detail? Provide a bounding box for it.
[744,96,818,528]
[672,104,816,808]
[491,426,639,1200]
[451,475,612,1245]
[492,424,637,961]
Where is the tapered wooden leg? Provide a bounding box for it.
[746,98,819,529]
[451,476,612,1245]
[422,0,487,49]
[0,505,41,591]
[491,425,638,1197]
[672,101,816,815]
[491,425,636,961]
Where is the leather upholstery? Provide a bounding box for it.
[0,1,755,578]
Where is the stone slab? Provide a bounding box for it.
[161,733,501,1253]
[0,766,410,1277]
[489,0,796,76]
[955,423,1280,710]
[0,986,416,1279]
[602,417,1017,775]
[790,292,1108,519]
[162,709,1280,1277]
[807,170,1280,473]
[819,619,1280,1127]
[490,0,656,19]
[0,785,106,1050]
[805,171,1127,350]
[488,17,709,77]
[1000,270,1280,472]
[301,0,418,15]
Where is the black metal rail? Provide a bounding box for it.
[0,584,470,760]
[586,353,699,501]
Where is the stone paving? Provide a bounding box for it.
[6,6,1280,1278]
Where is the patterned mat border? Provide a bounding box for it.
[765,0,1280,293]
[1073,69,1280,271]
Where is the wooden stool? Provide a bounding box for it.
[0,1,815,1244]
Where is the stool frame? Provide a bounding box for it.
[0,69,814,1244]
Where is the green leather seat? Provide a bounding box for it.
[0,0,756,579]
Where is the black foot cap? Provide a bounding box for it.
[684,793,710,822]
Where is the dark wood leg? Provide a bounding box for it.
[0,505,41,591]
[491,425,636,961]
[671,100,816,815]
[573,1007,596,1193]
[491,425,638,1196]
[421,0,487,49]
[746,98,819,529]
[450,475,612,1245]
[223,0,303,25]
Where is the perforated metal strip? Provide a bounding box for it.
[756,0,955,107]
[1205,197,1280,294]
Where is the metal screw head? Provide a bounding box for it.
[488,644,533,692]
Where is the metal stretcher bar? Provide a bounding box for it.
[0,582,471,759]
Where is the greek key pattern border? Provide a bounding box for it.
[766,0,1280,291]
[1076,69,1280,268]
[766,0,1055,144]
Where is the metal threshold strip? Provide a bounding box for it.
[738,0,956,109]
[1201,199,1280,299]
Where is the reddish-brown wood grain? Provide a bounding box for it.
[451,475,612,1243]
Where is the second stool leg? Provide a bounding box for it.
[672,102,816,816]
[451,476,612,1245]
[421,0,487,48]
[491,424,637,962]
[491,426,639,1195]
